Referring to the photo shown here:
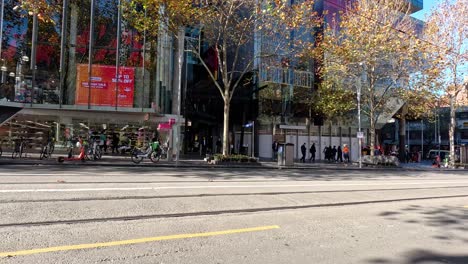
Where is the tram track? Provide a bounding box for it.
[1,185,468,204]
[1,194,468,229]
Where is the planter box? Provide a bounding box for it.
[210,160,260,166]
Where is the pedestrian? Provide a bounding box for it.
[99,131,107,153]
[300,143,306,163]
[323,146,329,161]
[111,132,119,154]
[343,144,350,163]
[337,146,343,162]
[216,138,222,153]
[332,146,337,162]
[326,145,332,162]
[201,137,207,155]
[272,140,279,160]
[405,146,411,163]
[309,143,316,162]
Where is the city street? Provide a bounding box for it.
[0,165,467,264]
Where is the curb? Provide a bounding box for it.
[0,159,459,172]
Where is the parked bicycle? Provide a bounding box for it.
[131,141,162,164]
[39,138,55,160]
[12,137,29,159]
[0,140,4,157]
[85,137,102,161]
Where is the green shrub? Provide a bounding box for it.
[213,154,257,163]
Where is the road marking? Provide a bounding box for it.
[1,181,468,193]
[0,225,279,258]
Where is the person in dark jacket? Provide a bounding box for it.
[300,143,307,163]
[332,146,337,162]
[323,146,331,162]
[309,143,316,162]
[272,141,279,160]
[337,146,343,162]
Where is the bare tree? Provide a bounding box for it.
[126,0,319,155]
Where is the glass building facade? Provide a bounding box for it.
[0,0,177,112]
[0,0,182,155]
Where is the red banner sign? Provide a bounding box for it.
[75,64,135,107]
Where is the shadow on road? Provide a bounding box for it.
[368,205,468,263]
[1,164,465,183]
[369,250,468,264]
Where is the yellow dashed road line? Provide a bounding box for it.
[0,225,280,258]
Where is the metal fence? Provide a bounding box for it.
[259,64,313,88]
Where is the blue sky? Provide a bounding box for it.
[411,0,438,21]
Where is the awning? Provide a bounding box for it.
[0,105,23,127]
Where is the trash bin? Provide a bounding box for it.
[278,143,294,166]
[460,145,468,164]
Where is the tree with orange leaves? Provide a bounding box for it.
[423,0,468,167]
[125,0,321,155]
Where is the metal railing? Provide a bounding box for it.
[259,64,313,88]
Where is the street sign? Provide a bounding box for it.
[357,132,364,139]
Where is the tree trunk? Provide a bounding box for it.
[449,96,456,167]
[239,103,246,155]
[370,112,375,157]
[222,98,230,156]
[399,117,406,162]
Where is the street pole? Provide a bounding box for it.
[141,7,147,112]
[438,105,441,155]
[252,121,255,158]
[114,0,122,110]
[30,12,38,106]
[59,0,69,107]
[87,0,96,109]
[174,28,185,166]
[358,80,362,169]
[0,0,4,60]
[421,119,424,161]
[407,121,410,153]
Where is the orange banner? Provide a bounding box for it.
[75,64,135,107]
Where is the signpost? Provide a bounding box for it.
[357,131,364,168]
[357,132,364,139]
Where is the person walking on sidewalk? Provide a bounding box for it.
[309,143,316,162]
[337,146,343,162]
[272,140,279,160]
[343,144,350,163]
[300,143,307,163]
[332,146,337,162]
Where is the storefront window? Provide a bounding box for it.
[0,116,163,154]
[1,0,163,111]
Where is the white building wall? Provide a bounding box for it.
[258,132,362,162]
[259,134,273,158]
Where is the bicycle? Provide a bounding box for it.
[130,143,161,164]
[85,138,102,160]
[12,138,28,159]
[154,145,168,161]
[39,139,55,160]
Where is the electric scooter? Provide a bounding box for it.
[57,139,86,163]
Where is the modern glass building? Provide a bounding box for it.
[0,0,183,155]
[254,0,424,160]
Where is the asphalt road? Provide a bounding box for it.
[0,165,467,264]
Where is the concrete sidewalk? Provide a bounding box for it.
[0,152,461,171]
